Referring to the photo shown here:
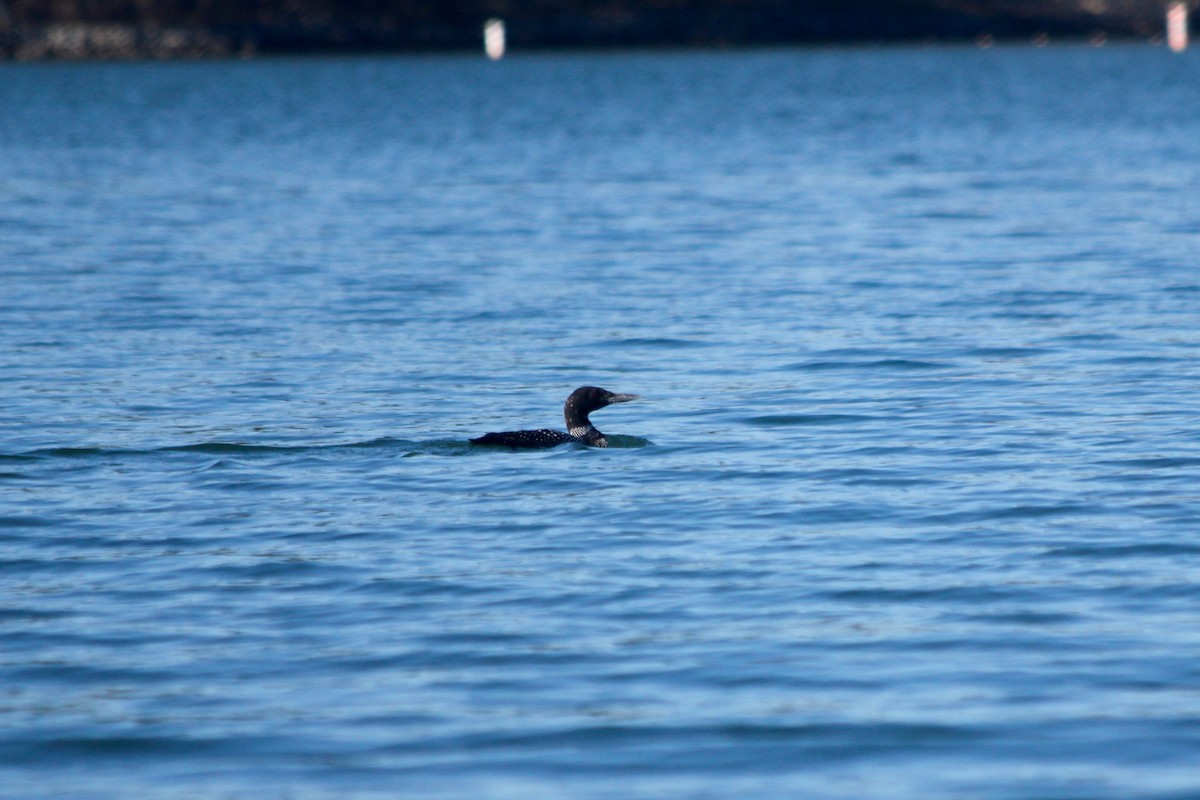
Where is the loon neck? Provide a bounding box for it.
[564,404,593,433]
[568,423,607,447]
[566,408,603,445]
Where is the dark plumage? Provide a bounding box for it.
[470,386,641,449]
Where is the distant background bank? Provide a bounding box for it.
[0,0,1193,60]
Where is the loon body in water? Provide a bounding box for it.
[470,386,640,449]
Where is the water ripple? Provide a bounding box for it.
[3,46,1200,800]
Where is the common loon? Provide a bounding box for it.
[470,386,641,449]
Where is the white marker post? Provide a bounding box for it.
[1168,2,1189,52]
[484,18,506,60]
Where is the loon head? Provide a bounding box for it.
[563,386,640,438]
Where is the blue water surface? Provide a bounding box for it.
[3,44,1200,799]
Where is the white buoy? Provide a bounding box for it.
[1168,2,1188,52]
[484,18,506,60]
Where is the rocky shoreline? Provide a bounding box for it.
[1,24,249,60]
[0,1,1181,60]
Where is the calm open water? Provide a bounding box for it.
[3,44,1200,799]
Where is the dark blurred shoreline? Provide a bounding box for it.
[0,1,1181,60]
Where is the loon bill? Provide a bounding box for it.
[470,386,641,449]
